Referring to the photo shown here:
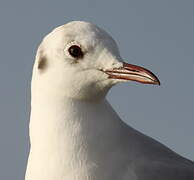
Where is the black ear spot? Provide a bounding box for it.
[37,56,47,71]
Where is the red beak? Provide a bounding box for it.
[104,62,160,85]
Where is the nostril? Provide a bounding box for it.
[127,69,139,72]
[124,67,139,72]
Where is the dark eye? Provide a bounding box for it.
[68,45,83,58]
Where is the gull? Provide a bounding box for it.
[25,21,194,180]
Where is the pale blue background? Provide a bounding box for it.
[0,0,193,179]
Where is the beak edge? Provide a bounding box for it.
[103,62,160,85]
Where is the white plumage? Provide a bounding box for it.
[25,21,194,180]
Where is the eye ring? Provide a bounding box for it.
[68,45,83,59]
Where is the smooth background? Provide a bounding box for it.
[0,0,193,179]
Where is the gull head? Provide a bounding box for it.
[32,21,160,101]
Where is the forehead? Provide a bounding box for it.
[59,21,111,41]
[49,22,116,48]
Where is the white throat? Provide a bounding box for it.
[26,95,124,180]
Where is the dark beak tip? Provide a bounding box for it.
[155,80,161,86]
[153,75,161,86]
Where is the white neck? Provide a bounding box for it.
[26,95,125,180]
